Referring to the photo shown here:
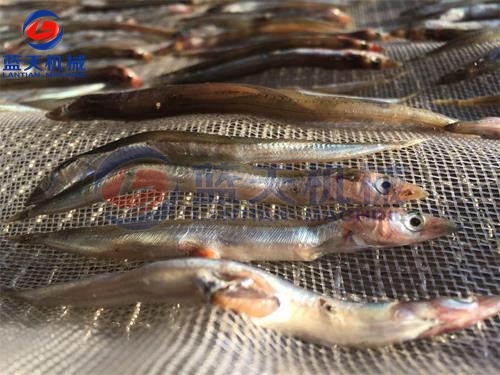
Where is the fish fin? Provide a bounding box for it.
[195,270,279,318]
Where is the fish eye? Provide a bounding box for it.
[360,41,369,50]
[404,212,425,232]
[375,177,392,195]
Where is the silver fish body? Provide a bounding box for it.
[11,163,428,222]
[12,207,455,260]
[7,258,499,347]
[25,129,423,206]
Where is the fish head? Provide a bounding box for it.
[326,8,352,27]
[132,49,153,62]
[332,170,428,205]
[353,51,401,69]
[340,207,456,249]
[392,296,500,339]
[111,66,143,88]
[337,36,382,52]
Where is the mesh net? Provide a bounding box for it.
[0,1,499,374]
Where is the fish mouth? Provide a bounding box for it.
[46,105,71,121]
[423,216,458,239]
[419,296,500,338]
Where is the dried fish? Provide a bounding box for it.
[438,47,500,85]
[6,259,499,347]
[12,207,453,260]
[1,65,142,89]
[432,94,500,107]
[24,130,423,207]
[46,83,454,128]
[159,49,401,84]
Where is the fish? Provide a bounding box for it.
[175,29,389,52]
[284,71,408,95]
[391,19,500,41]
[11,207,453,261]
[206,1,350,25]
[439,3,500,22]
[46,83,456,128]
[13,163,428,221]
[50,45,154,62]
[23,130,424,207]
[432,94,500,107]
[421,29,500,58]
[1,65,142,89]
[61,21,176,38]
[158,49,401,84]
[175,35,383,59]
[445,117,500,139]
[399,0,491,20]
[437,47,500,85]
[5,258,499,347]
[424,19,500,32]
[281,90,416,104]
[0,102,45,113]
[181,7,352,29]
[79,1,192,13]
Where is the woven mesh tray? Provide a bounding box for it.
[0,1,499,374]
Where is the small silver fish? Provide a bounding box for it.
[24,129,424,207]
[5,258,499,347]
[11,207,453,261]
[8,164,428,222]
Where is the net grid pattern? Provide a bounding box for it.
[0,1,499,374]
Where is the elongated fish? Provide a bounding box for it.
[433,94,500,107]
[175,35,383,59]
[205,1,350,27]
[439,3,500,22]
[445,117,500,139]
[175,29,388,52]
[284,71,408,95]
[46,83,454,129]
[52,45,154,62]
[158,49,400,84]
[421,29,500,58]
[11,207,453,260]
[180,9,351,29]
[22,132,423,207]
[13,163,428,221]
[1,65,142,89]
[6,259,499,347]
[438,47,500,85]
